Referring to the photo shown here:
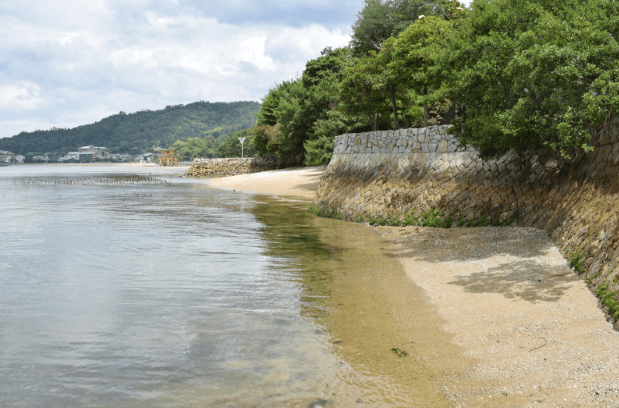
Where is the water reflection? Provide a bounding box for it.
[251,198,462,407]
[0,166,464,408]
[0,167,340,408]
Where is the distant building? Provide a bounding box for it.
[0,150,14,163]
[79,153,93,163]
[15,155,24,163]
[59,152,79,162]
[25,154,35,163]
[77,146,107,162]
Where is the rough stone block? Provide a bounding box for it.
[437,139,448,153]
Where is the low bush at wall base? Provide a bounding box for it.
[314,122,619,330]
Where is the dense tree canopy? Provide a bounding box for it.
[253,0,619,164]
[441,0,619,158]
[350,0,451,57]
[253,47,369,164]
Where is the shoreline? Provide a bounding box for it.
[204,166,325,200]
[202,167,619,407]
[4,163,190,168]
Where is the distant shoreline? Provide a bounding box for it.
[5,163,190,169]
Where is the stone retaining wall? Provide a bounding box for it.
[315,122,619,328]
[184,157,281,178]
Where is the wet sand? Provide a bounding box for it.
[208,167,619,407]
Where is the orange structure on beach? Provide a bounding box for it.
[160,149,177,166]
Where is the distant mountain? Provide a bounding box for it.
[0,101,261,155]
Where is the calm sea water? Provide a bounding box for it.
[0,165,344,408]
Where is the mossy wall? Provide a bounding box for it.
[314,120,619,327]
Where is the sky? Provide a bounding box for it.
[0,0,471,139]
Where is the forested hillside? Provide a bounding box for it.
[0,101,261,155]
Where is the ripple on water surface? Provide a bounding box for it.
[0,165,455,408]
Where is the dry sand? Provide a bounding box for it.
[208,167,619,407]
[207,166,325,200]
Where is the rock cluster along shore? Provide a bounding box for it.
[184,157,281,178]
[315,121,619,327]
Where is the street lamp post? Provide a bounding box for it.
[239,137,246,158]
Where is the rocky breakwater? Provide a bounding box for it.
[184,157,281,178]
[315,122,619,328]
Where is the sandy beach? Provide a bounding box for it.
[208,167,619,407]
[208,166,325,200]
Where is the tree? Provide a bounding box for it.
[253,124,283,156]
[391,14,456,126]
[350,0,451,57]
[253,47,362,162]
[439,0,619,158]
[256,81,293,126]
[336,54,389,131]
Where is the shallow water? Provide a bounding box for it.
[0,165,456,407]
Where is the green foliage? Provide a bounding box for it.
[172,137,218,161]
[253,124,284,156]
[467,213,487,227]
[336,54,390,131]
[305,110,369,165]
[0,101,261,155]
[304,136,335,166]
[404,213,420,226]
[170,129,256,160]
[440,0,619,158]
[419,209,453,228]
[359,210,514,228]
[308,204,341,219]
[596,284,619,321]
[570,248,586,274]
[256,81,293,126]
[500,218,516,227]
[367,208,452,227]
[255,48,369,163]
[215,129,256,158]
[350,0,451,57]
[391,15,454,109]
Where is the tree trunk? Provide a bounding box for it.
[391,90,399,130]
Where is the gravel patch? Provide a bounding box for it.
[379,225,619,408]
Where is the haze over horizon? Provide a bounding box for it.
[0,0,472,139]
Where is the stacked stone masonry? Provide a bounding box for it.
[185,157,281,178]
[315,122,619,328]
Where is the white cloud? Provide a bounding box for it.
[0,1,357,139]
[0,83,45,111]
